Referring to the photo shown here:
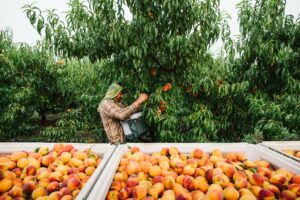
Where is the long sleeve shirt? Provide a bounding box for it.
[98,99,139,144]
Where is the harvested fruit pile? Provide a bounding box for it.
[107,146,300,199]
[0,144,101,200]
[283,150,300,159]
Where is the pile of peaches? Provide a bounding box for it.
[0,144,101,200]
[107,146,300,200]
[283,150,300,159]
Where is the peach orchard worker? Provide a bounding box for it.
[97,83,148,144]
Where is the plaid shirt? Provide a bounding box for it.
[99,99,139,144]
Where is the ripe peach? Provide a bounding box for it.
[83,158,96,167]
[49,191,63,200]
[223,186,240,200]
[67,177,81,191]
[60,187,72,196]
[38,179,49,188]
[255,160,270,168]
[205,169,215,184]
[129,146,140,153]
[159,161,170,171]
[233,171,247,182]
[239,194,256,200]
[226,153,237,162]
[160,147,169,156]
[149,165,162,177]
[236,152,247,162]
[72,151,87,161]
[38,147,49,156]
[222,164,236,178]
[292,175,300,184]
[49,172,63,182]
[77,172,87,180]
[212,149,222,157]
[120,158,128,166]
[176,192,193,200]
[263,183,280,197]
[194,167,206,177]
[132,185,148,199]
[191,190,204,200]
[250,185,262,197]
[259,189,275,200]
[162,190,175,199]
[31,187,47,199]
[183,165,195,176]
[140,161,152,173]
[72,189,80,197]
[41,155,54,167]
[36,170,50,180]
[234,178,249,189]
[114,171,128,182]
[22,181,37,194]
[58,144,74,156]
[187,158,198,168]
[147,186,159,198]
[176,174,185,185]
[153,182,164,194]
[190,148,204,159]
[139,180,152,188]
[174,162,184,174]
[137,172,148,181]
[53,143,64,153]
[12,168,22,177]
[69,158,83,168]
[251,173,265,186]
[207,183,223,193]
[47,181,60,193]
[270,174,287,187]
[169,147,179,155]
[10,151,27,162]
[17,158,29,169]
[276,168,292,182]
[67,167,79,175]
[0,178,13,193]
[85,166,95,176]
[204,189,223,200]
[243,160,256,168]
[61,194,74,200]
[287,183,300,196]
[281,190,297,200]
[119,187,132,199]
[28,152,41,160]
[163,176,175,189]
[195,176,209,193]
[183,175,199,191]
[8,186,23,197]
[25,165,37,176]
[126,176,139,188]
[152,175,164,184]
[126,161,140,175]
[257,167,272,178]
[28,158,41,169]
[213,174,230,188]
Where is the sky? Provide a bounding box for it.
[0,0,299,53]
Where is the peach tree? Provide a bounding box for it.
[23,0,300,142]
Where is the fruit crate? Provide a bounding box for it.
[86,143,300,200]
[0,142,116,200]
[259,141,300,163]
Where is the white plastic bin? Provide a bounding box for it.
[259,141,300,162]
[0,142,116,200]
[86,143,300,200]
